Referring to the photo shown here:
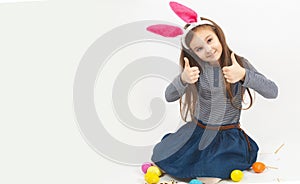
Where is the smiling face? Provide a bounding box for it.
[189,26,223,64]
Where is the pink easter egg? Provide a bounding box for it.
[141,162,153,174]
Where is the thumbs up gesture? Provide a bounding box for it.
[181,57,200,84]
[222,52,246,83]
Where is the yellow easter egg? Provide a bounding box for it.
[230,169,243,182]
[147,166,162,176]
[144,172,160,184]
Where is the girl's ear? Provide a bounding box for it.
[169,1,198,23]
[146,24,183,37]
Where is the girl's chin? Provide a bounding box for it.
[206,56,221,63]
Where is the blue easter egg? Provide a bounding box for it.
[189,179,202,184]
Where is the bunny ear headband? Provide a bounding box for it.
[146,1,213,49]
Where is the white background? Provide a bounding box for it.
[1,0,300,183]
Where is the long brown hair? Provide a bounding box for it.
[179,17,253,122]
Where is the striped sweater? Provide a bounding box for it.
[165,57,278,125]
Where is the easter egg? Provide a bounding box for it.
[189,179,203,184]
[141,162,153,174]
[230,169,243,182]
[144,172,160,184]
[252,162,266,173]
[147,166,162,176]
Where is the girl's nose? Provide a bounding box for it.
[205,45,213,53]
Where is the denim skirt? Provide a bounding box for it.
[151,121,259,179]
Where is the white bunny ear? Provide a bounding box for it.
[146,24,183,37]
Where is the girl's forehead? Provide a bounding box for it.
[193,27,215,38]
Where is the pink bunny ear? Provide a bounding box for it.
[146,24,183,37]
[169,1,198,23]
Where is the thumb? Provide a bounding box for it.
[231,52,239,66]
[184,57,190,69]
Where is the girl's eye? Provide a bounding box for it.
[207,38,213,43]
[196,47,203,52]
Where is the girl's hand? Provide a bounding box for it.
[181,57,200,84]
[222,52,246,83]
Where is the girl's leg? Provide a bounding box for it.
[196,177,221,184]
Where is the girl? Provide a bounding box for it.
[147,2,278,184]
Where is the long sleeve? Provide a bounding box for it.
[242,58,278,99]
[165,74,188,102]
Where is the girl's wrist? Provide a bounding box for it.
[180,73,187,85]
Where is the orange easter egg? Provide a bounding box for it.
[252,162,266,173]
